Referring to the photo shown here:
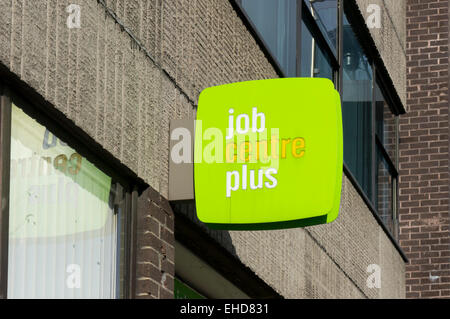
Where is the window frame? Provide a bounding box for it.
[0,81,141,299]
[233,0,339,80]
[230,0,407,260]
[373,72,400,240]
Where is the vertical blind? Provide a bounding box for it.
[8,104,118,299]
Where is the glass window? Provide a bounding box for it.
[304,0,338,53]
[374,80,399,239]
[237,1,400,240]
[300,19,333,80]
[342,15,373,199]
[241,0,298,77]
[376,151,394,236]
[7,103,125,298]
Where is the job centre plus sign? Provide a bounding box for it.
[194,78,343,230]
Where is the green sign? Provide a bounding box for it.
[174,278,205,299]
[194,78,343,230]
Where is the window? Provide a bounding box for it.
[304,0,338,54]
[376,83,397,165]
[233,0,403,241]
[300,18,334,80]
[0,89,134,299]
[342,14,373,199]
[238,0,338,80]
[374,80,399,239]
[175,241,250,299]
[174,278,205,299]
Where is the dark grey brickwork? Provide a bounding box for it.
[401,0,450,299]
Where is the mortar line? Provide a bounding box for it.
[303,228,370,298]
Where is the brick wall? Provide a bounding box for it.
[401,0,450,299]
[135,187,175,298]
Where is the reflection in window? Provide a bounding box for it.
[376,153,394,235]
[8,104,123,299]
[376,82,397,165]
[342,15,373,199]
[375,80,398,239]
[304,0,338,53]
[241,0,297,77]
[300,19,333,80]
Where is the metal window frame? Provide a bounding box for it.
[0,80,141,299]
[301,0,339,72]
[232,0,339,79]
[231,0,407,261]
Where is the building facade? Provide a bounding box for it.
[401,0,449,299]
[0,0,447,299]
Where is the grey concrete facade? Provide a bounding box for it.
[0,0,406,298]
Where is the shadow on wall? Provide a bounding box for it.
[170,200,237,258]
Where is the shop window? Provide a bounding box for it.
[376,153,394,235]
[342,14,373,199]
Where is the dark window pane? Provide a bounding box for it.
[375,82,397,166]
[300,19,333,80]
[376,149,394,236]
[242,0,297,77]
[304,0,338,54]
[342,15,373,199]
